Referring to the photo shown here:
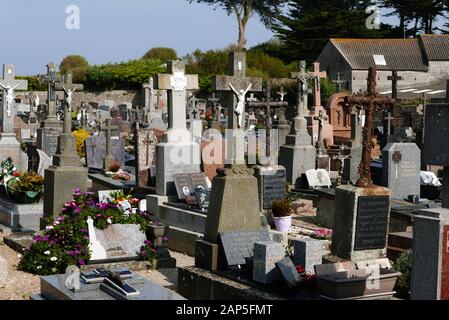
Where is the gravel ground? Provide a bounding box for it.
[0,231,194,300]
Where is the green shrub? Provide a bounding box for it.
[393,250,412,298]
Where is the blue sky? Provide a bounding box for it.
[1,0,409,76]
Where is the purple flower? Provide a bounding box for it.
[162,236,169,242]
[144,240,152,246]
[141,250,148,256]
[79,259,85,266]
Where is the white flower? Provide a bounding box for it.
[50,257,57,262]
[17,254,22,259]
[46,225,54,230]
[3,169,7,174]
[12,167,16,171]
[54,221,60,225]
[44,251,50,255]
[106,218,112,224]
[36,266,42,270]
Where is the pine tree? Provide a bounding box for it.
[273,0,393,63]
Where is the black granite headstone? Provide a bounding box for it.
[354,196,390,251]
[218,230,271,267]
[258,169,287,209]
[276,257,302,288]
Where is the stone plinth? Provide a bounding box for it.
[253,241,285,284]
[293,238,324,273]
[307,106,334,146]
[411,208,449,300]
[204,167,262,243]
[331,185,391,262]
[0,196,43,232]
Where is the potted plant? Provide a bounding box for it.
[8,171,44,204]
[271,199,292,232]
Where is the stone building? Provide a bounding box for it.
[318,34,449,98]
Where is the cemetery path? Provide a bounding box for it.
[0,232,40,300]
[0,232,195,300]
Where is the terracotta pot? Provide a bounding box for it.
[273,216,292,232]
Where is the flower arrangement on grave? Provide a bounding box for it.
[18,189,159,276]
[311,228,333,241]
[271,199,292,218]
[7,171,45,204]
[107,159,121,173]
[111,169,131,181]
[72,128,90,158]
[295,264,318,291]
[0,158,19,189]
[137,236,168,267]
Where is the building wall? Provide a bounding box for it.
[15,90,142,110]
[351,70,430,93]
[318,43,353,92]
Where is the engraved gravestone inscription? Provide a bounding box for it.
[354,196,390,251]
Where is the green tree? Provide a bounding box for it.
[142,47,178,62]
[187,0,289,49]
[273,0,393,62]
[17,76,47,91]
[60,55,90,83]
[85,59,166,91]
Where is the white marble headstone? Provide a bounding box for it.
[306,169,332,189]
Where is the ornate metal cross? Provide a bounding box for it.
[344,66,395,188]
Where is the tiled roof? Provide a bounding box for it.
[330,38,428,72]
[419,34,449,61]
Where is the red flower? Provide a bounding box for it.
[296,265,305,274]
[13,171,20,177]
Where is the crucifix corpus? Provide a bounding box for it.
[344,66,395,188]
[55,72,84,133]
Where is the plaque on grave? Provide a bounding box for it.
[194,187,210,210]
[354,196,390,251]
[173,173,194,200]
[190,172,208,191]
[218,230,271,267]
[276,257,302,288]
[257,168,287,209]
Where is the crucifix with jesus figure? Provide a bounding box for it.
[344,66,395,188]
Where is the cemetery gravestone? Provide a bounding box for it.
[154,60,201,196]
[382,143,421,200]
[276,257,302,288]
[331,186,391,261]
[173,174,195,201]
[85,136,125,170]
[411,207,449,300]
[305,169,332,189]
[293,238,324,273]
[253,241,285,284]
[218,230,271,267]
[254,166,287,210]
[136,128,163,188]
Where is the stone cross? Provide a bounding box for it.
[40,63,62,120]
[314,110,328,154]
[332,73,346,93]
[55,72,84,134]
[213,51,262,130]
[384,111,394,136]
[142,133,152,166]
[344,66,395,188]
[0,64,28,133]
[248,83,288,157]
[154,90,163,110]
[143,77,156,113]
[290,61,315,125]
[310,62,327,107]
[208,93,220,106]
[100,118,119,170]
[277,86,287,101]
[154,60,198,136]
[388,70,403,100]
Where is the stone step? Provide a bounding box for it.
[4,233,35,253]
[387,231,413,251]
[165,226,203,256]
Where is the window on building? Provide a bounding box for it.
[373,55,387,66]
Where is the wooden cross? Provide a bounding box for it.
[388,71,403,100]
[248,82,288,157]
[344,66,395,188]
[213,51,262,130]
[39,63,62,120]
[0,64,28,133]
[55,72,84,133]
[332,73,346,93]
[154,60,198,134]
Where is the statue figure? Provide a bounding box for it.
[229,83,252,129]
[0,83,20,117]
[62,86,76,109]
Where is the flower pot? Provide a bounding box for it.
[273,216,292,233]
